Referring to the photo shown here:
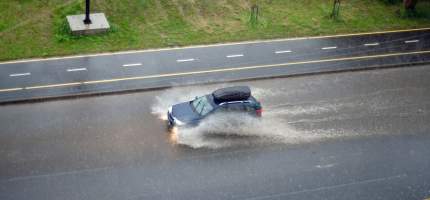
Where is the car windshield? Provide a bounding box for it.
[192,95,214,116]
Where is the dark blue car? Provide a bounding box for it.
[167,86,262,128]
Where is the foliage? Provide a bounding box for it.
[381,0,402,4]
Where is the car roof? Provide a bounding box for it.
[212,86,251,104]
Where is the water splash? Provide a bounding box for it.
[151,84,355,149]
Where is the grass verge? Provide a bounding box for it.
[0,0,429,61]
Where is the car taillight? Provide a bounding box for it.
[256,108,262,117]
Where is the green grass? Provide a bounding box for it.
[0,0,429,61]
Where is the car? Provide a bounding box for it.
[167,86,262,128]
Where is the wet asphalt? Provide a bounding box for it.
[0,65,429,200]
[0,29,430,103]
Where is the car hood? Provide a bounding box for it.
[171,102,201,123]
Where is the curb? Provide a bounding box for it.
[1,60,429,105]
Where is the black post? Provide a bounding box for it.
[83,0,92,24]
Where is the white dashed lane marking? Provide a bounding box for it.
[176,58,195,63]
[275,50,292,54]
[122,63,142,67]
[405,40,419,43]
[67,68,87,72]
[1,50,424,92]
[364,43,380,46]
[321,46,337,50]
[0,28,428,66]
[226,54,244,58]
[315,163,336,169]
[9,73,31,77]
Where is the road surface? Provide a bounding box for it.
[1,65,429,200]
[0,28,430,103]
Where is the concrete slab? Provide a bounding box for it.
[66,13,110,35]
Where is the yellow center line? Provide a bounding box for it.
[1,50,430,92]
[83,50,430,85]
[24,82,82,90]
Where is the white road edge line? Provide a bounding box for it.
[176,58,195,63]
[1,27,429,65]
[9,73,31,77]
[67,68,87,72]
[364,43,380,46]
[405,40,419,43]
[0,88,23,92]
[227,54,244,58]
[275,50,292,54]
[122,63,142,67]
[321,46,337,50]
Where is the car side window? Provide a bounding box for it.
[226,103,246,112]
[244,103,256,112]
[217,105,228,113]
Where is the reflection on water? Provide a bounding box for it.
[169,127,179,144]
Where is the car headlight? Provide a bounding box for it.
[173,117,185,126]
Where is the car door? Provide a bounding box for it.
[213,102,246,116]
[225,103,248,126]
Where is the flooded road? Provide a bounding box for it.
[151,66,430,149]
[1,65,430,200]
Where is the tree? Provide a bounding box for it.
[404,0,418,11]
[330,0,341,19]
[249,0,260,26]
[250,4,259,24]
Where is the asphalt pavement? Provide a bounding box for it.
[1,65,429,200]
[0,28,430,103]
